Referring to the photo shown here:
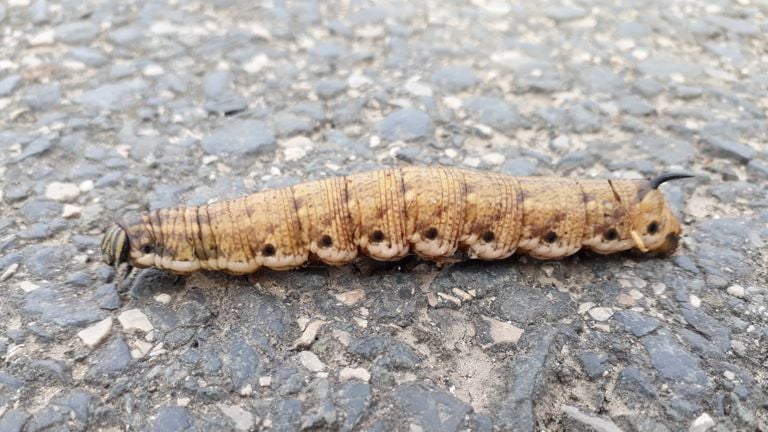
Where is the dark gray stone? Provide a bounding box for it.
[634,135,696,165]
[694,246,753,288]
[747,160,768,179]
[500,158,539,176]
[23,285,105,327]
[496,285,573,325]
[568,104,602,133]
[314,79,347,99]
[17,222,62,240]
[701,137,755,163]
[632,78,664,98]
[348,335,421,370]
[557,151,597,172]
[21,83,60,111]
[368,274,418,327]
[77,79,148,111]
[495,329,556,431]
[269,398,303,431]
[16,136,55,161]
[53,390,92,425]
[28,359,69,382]
[20,200,61,222]
[68,47,108,67]
[228,335,261,390]
[707,15,759,35]
[617,95,656,116]
[394,381,472,432]
[640,329,710,387]
[637,55,702,79]
[108,25,143,46]
[55,21,99,43]
[578,351,608,379]
[92,283,121,310]
[152,406,192,432]
[203,95,248,115]
[336,381,371,432]
[617,366,657,398]
[0,372,24,389]
[465,97,524,132]
[202,119,276,156]
[30,0,48,24]
[0,410,28,432]
[431,66,478,92]
[26,407,64,432]
[86,336,132,379]
[273,111,314,136]
[65,271,92,287]
[579,66,624,93]
[679,306,731,352]
[0,74,22,96]
[377,108,434,141]
[613,310,660,337]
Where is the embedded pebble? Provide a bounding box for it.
[690,412,715,432]
[291,320,326,349]
[335,289,365,306]
[154,293,172,304]
[588,307,614,322]
[77,318,112,348]
[297,351,325,372]
[483,316,524,344]
[726,285,745,298]
[117,309,154,333]
[62,204,82,218]
[339,367,371,382]
[45,182,81,202]
[218,404,255,431]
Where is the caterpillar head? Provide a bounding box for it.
[626,173,692,255]
[101,215,156,269]
[101,223,131,268]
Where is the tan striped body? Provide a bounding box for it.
[106,166,684,275]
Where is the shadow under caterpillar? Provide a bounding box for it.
[101,167,691,276]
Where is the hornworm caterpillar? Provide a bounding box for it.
[101,167,691,275]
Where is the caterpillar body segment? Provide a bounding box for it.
[101,167,688,275]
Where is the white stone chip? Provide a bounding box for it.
[219,404,255,431]
[18,281,39,292]
[62,204,82,218]
[483,316,524,344]
[259,376,272,387]
[291,320,325,349]
[339,367,371,382]
[118,309,154,333]
[0,263,19,282]
[335,289,365,306]
[154,293,172,304]
[689,412,715,432]
[77,318,112,348]
[726,285,745,298]
[45,182,80,202]
[578,302,595,314]
[78,180,94,192]
[561,405,622,432]
[588,307,614,322]
[297,351,325,372]
[689,294,702,308]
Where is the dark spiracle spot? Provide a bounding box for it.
[603,228,618,241]
[370,230,385,243]
[647,221,660,235]
[544,231,558,243]
[482,231,495,243]
[141,245,153,254]
[320,234,333,248]
[424,227,439,240]
[262,244,276,256]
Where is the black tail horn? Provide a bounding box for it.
[649,173,694,189]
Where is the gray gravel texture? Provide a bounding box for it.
[1,1,767,431]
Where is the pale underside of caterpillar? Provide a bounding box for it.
[101,166,690,275]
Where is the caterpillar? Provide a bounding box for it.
[101,167,691,275]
